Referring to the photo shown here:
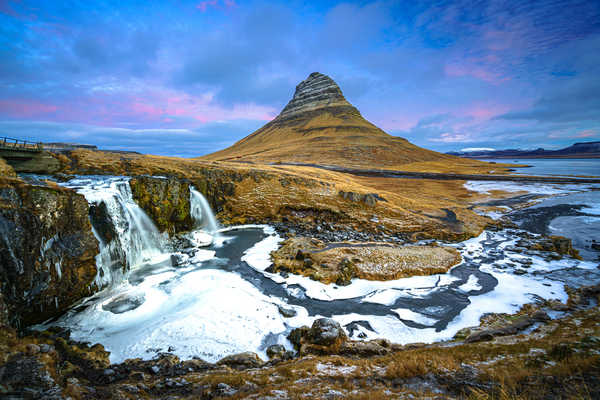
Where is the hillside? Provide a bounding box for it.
[200,72,483,170]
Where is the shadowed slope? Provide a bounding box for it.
[200,72,465,169]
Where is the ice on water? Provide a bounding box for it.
[46,176,598,364]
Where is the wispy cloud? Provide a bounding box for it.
[196,0,236,13]
[0,0,598,154]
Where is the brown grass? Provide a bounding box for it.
[56,149,503,242]
[271,237,462,284]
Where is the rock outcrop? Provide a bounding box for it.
[1,151,62,174]
[270,237,462,284]
[0,178,99,328]
[0,157,17,177]
[129,176,194,235]
[277,72,355,120]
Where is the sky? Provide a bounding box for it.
[0,0,599,157]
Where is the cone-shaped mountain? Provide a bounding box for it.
[201,72,456,168]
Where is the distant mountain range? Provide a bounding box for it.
[447,141,600,159]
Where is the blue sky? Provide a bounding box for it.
[0,0,599,156]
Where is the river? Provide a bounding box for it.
[35,175,600,364]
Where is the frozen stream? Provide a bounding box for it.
[41,176,600,364]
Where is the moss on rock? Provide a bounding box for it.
[129,176,194,235]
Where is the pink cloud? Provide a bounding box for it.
[445,63,509,84]
[549,129,598,139]
[463,104,510,121]
[575,129,597,138]
[0,87,276,129]
[0,99,58,118]
[196,0,236,12]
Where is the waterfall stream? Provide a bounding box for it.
[61,177,167,287]
[190,187,220,233]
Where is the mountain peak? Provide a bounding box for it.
[201,72,455,168]
[277,72,353,120]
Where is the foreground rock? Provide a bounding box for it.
[270,237,462,284]
[289,318,394,357]
[0,177,98,328]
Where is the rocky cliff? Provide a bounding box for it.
[129,176,194,235]
[0,178,99,328]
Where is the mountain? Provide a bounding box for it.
[200,72,459,168]
[448,141,600,159]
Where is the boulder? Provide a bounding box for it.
[289,318,349,356]
[266,344,287,359]
[339,340,390,357]
[277,306,297,318]
[216,352,264,370]
[309,318,346,346]
[339,191,385,207]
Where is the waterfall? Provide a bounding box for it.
[61,177,166,287]
[190,187,220,234]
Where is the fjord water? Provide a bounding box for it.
[483,158,600,177]
[46,176,600,364]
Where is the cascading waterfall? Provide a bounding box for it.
[61,177,167,287]
[190,187,220,234]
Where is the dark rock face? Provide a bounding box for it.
[0,180,99,328]
[278,72,354,120]
[129,176,194,235]
[0,355,63,399]
[89,201,117,243]
[189,168,244,215]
